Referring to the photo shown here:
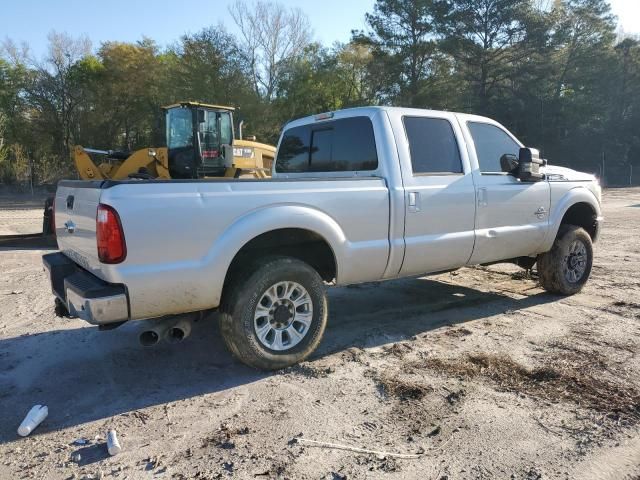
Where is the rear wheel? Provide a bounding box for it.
[537,224,593,295]
[219,256,328,370]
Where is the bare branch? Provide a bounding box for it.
[229,0,312,99]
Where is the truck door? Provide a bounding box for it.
[395,113,477,276]
[463,121,551,264]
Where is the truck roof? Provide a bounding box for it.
[284,106,496,130]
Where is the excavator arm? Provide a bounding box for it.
[73,146,171,180]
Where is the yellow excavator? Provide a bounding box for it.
[0,102,275,247]
[73,102,275,181]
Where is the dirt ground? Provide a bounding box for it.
[0,192,49,236]
[0,188,639,480]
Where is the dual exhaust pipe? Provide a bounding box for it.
[139,315,193,347]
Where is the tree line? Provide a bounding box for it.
[1,0,638,186]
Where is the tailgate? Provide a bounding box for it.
[55,181,104,274]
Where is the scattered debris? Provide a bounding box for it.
[203,423,250,449]
[444,388,465,405]
[73,438,89,446]
[444,327,473,338]
[106,429,122,456]
[17,404,48,437]
[292,437,423,459]
[383,342,414,357]
[286,363,335,378]
[145,456,162,471]
[131,410,150,425]
[421,352,640,420]
[377,374,431,401]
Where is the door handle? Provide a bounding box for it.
[477,187,488,207]
[408,192,420,212]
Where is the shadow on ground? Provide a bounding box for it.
[0,276,556,444]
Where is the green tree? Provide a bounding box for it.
[169,27,254,106]
[355,0,446,107]
[91,39,165,150]
[605,38,640,182]
[0,59,26,182]
[541,0,616,173]
[440,0,545,115]
[274,42,377,123]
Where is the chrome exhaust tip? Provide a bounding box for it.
[165,317,192,344]
[138,315,178,347]
[139,315,194,346]
[139,330,160,347]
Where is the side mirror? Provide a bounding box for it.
[518,147,545,182]
[500,154,519,174]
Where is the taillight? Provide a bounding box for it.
[96,204,126,264]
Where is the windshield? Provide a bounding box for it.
[166,108,193,149]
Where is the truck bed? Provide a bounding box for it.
[54,177,391,319]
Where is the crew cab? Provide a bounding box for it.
[43,107,603,369]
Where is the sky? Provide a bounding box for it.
[0,0,375,58]
[0,0,638,59]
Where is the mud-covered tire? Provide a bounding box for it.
[219,256,328,370]
[537,224,593,295]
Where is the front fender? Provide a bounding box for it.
[541,185,602,252]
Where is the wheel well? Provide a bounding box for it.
[560,202,597,239]
[224,228,337,287]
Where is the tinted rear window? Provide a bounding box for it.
[403,117,462,174]
[276,116,378,173]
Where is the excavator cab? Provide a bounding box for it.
[164,102,235,179]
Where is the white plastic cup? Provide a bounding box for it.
[106,429,122,456]
[17,405,48,437]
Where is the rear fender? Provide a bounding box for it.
[205,204,346,306]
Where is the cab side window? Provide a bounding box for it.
[467,122,520,173]
[276,125,310,172]
[403,117,463,174]
[275,116,378,173]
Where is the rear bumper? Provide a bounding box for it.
[43,252,129,325]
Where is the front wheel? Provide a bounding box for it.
[537,224,593,295]
[219,256,328,370]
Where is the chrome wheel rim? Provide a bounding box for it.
[563,239,588,284]
[253,281,313,351]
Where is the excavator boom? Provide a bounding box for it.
[73,146,171,180]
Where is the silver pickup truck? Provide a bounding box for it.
[43,107,602,369]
